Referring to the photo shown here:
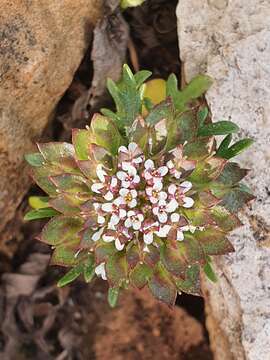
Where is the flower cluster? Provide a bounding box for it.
[25,65,254,307]
[91,143,194,254]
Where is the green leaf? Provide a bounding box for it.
[145,99,172,126]
[40,216,83,246]
[160,243,187,279]
[37,142,75,163]
[170,75,213,112]
[121,0,146,9]
[166,74,178,100]
[106,252,128,287]
[220,138,254,159]
[72,128,93,160]
[134,70,152,87]
[175,264,201,296]
[50,245,79,266]
[210,206,242,232]
[216,134,232,156]
[83,255,95,283]
[198,121,239,137]
[108,287,120,308]
[130,263,153,289]
[49,174,90,194]
[195,228,234,255]
[90,114,123,155]
[49,194,82,215]
[148,264,177,307]
[25,153,44,167]
[57,264,84,287]
[29,196,49,209]
[106,65,143,131]
[216,162,249,186]
[95,241,118,264]
[24,207,59,221]
[219,185,255,212]
[203,262,218,283]
[197,107,209,127]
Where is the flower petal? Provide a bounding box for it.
[183,197,194,208]
[110,214,120,226]
[103,234,115,242]
[118,145,128,154]
[101,203,113,212]
[143,232,153,245]
[156,224,171,237]
[104,191,114,201]
[145,159,154,170]
[181,181,193,192]
[171,213,180,223]
[129,199,137,208]
[166,199,179,213]
[158,212,168,223]
[158,166,168,177]
[92,227,104,241]
[95,262,107,280]
[115,238,125,251]
[168,184,177,195]
[119,188,128,197]
[117,171,127,181]
[96,165,106,182]
[176,230,184,241]
[91,183,104,193]
[133,220,141,230]
[128,142,137,152]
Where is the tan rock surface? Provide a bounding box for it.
[0,0,102,253]
[177,1,270,359]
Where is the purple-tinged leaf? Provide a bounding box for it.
[25,153,44,167]
[160,243,187,279]
[195,228,234,255]
[108,287,120,308]
[211,206,242,232]
[130,263,153,289]
[37,142,75,162]
[106,252,128,287]
[148,264,177,307]
[95,241,117,264]
[50,245,79,267]
[49,174,90,194]
[57,263,84,287]
[175,264,202,296]
[24,207,59,221]
[72,128,93,160]
[91,114,123,155]
[40,216,83,246]
[49,194,82,215]
[126,243,140,269]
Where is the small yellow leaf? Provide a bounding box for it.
[142,79,166,116]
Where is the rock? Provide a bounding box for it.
[0,0,102,254]
[177,1,270,359]
[94,287,212,360]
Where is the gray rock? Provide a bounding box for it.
[0,0,102,253]
[177,1,270,359]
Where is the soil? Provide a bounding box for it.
[0,1,213,359]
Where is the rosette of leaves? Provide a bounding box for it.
[25,65,254,307]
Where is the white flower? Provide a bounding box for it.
[166,160,182,179]
[168,182,194,208]
[101,199,127,227]
[155,213,186,241]
[124,210,144,230]
[143,159,168,190]
[91,165,118,201]
[116,162,140,188]
[141,219,159,245]
[118,142,144,167]
[152,198,178,223]
[92,227,104,242]
[118,188,137,208]
[93,203,106,224]
[145,186,167,204]
[103,226,131,251]
[95,262,107,280]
